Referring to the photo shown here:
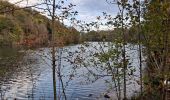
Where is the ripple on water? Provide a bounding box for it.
[0,43,142,100]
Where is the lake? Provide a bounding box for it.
[0,42,144,100]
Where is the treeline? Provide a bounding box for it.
[81,30,115,42]
[0,1,80,47]
[81,28,139,43]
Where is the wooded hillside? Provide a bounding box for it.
[0,0,80,47]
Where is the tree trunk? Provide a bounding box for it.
[121,8,127,100]
[52,0,57,100]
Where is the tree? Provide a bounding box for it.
[141,0,170,99]
[110,0,129,99]
[128,0,144,97]
[36,0,78,99]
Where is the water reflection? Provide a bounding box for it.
[0,42,143,100]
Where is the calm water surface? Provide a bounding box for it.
[0,42,143,100]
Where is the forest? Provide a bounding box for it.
[0,0,169,100]
[0,0,79,47]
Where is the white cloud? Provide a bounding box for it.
[69,0,118,21]
[7,0,118,30]
[8,0,39,6]
[8,0,118,22]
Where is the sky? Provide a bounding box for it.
[8,0,119,30]
[70,0,118,22]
